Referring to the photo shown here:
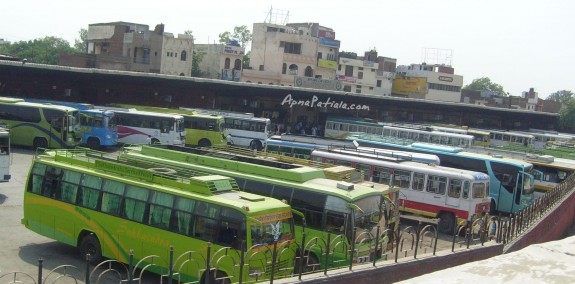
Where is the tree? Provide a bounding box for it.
[191,49,206,77]
[218,25,252,47]
[74,28,88,52]
[463,77,507,96]
[547,90,574,104]
[559,98,575,132]
[339,51,358,59]
[243,51,250,69]
[0,36,74,65]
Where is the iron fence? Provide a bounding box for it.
[2,174,574,283]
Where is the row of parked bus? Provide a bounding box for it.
[323,116,575,151]
[0,97,273,151]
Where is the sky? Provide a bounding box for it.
[1,0,574,99]
[395,235,575,283]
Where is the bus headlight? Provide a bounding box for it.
[105,135,112,139]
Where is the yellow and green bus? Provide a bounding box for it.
[110,104,227,147]
[22,148,297,283]
[0,97,81,149]
[119,144,394,271]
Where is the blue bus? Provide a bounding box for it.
[25,99,118,149]
[350,134,535,214]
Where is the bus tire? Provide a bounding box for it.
[151,138,160,145]
[201,270,230,284]
[33,137,48,150]
[79,234,102,264]
[198,139,211,147]
[87,137,101,150]
[295,251,319,274]
[249,140,263,151]
[438,212,455,234]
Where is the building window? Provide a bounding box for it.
[345,65,353,77]
[225,58,231,69]
[282,63,287,74]
[317,52,322,59]
[358,67,364,71]
[304,66,313,77]
[343,85,352,92]
[180,51,187,61]
[377,80,382,87]
[289,64,298,75]
[284,42,302,54]
[356,89,362,94]
[358,72,363,79]
[259,65,264,71]
[234,59,241,70]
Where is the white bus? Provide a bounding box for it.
[477,129,535,148]
[97,106,185,146]
[323,117,474,148]
[0,127,10,182]
[180,108,271,150]
[310,148,491,234]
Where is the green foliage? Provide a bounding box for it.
[559,98,575,132]
[0,36,74,65]
[547,90,574,104]
[73,28,88,52]
[191,49,206,77]
[218,25,252,47]
[339,51,358,59]
[463,77,507,96]
[243,51,250,69]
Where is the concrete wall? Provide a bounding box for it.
[280,244,503,284]
[505,189,575,253]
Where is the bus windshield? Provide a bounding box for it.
[251,212,294,245]
[176,118,185,132]
[353,195,384,232]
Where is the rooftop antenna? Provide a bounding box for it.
[264,6,290,25]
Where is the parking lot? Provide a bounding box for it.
[0,147,470,283]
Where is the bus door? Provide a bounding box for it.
[445,179,462,208]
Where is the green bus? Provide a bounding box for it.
[110,104,227,147]
[119,144,394,271]
[22,148,297,283]
[0,97,81,149]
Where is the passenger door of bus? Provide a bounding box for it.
[445,179,462,208]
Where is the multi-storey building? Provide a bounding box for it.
[394,63,463,102]
[60,22,193,76]
[242,22,339,88]
[336,50,396,96]
[194,41,245,81]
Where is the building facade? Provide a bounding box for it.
[242,22,339,87]
[194,42,245,81]
[394,63,463,102]
[60,22,193,76]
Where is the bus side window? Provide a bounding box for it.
[42,167,62,199]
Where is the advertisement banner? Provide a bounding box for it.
[318,58,337,70]
[392,77,427,95]
[294,76,343,91]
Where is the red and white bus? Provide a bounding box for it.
[310,147,491,233]
[97,107,185,146]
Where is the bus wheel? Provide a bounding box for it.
[438,212,455,234]
[151,138,160,145]
[198,139,211,147]
[295,252,319,274]
[87,137,101,150]
[33,137,48,150]
[250,140,263,151]
[201,270,230,284]
[80,234,102,264]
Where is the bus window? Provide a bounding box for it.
[173,198,195,235]
[149,191,174,229]
[61,170,81,204]
[427,175,447,195]
[448,179,463,198]
[413,172,425,191]
[462,181,470,199]
[101,180,125,216]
